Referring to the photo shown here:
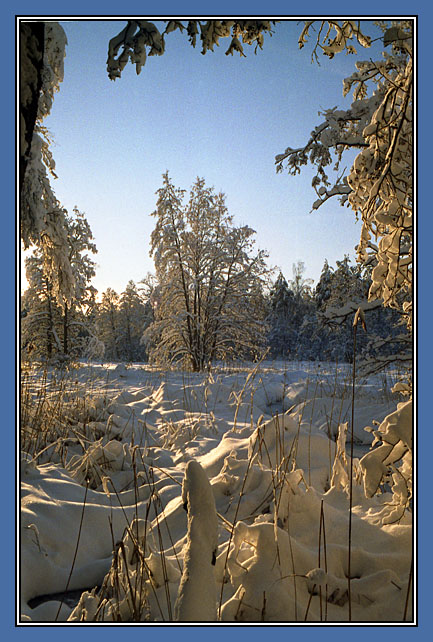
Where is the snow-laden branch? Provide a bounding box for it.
[276,20,413,331]
[107,20,278,80]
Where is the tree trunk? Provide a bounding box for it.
[63,304,68,355]
[110,307,119,360]
[46,291,53,358]
[20,22,45,192]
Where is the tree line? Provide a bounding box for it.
[21,175,407,372]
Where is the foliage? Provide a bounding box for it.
[266,266,315,359]
[266,256,407,366]
[92,282,151,362]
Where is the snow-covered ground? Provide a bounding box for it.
[20,360,413,623]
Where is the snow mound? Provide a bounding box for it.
[20,361,412,622]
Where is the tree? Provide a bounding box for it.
[20,21,76,305]
[95,288,121,361]
[20,22,45,192]
[313,256,408,368]
[20,18,414,344]
[266,272,296,358]
[61,208,98,355]
[276,20,413,333]
[144,173,270,370]
[320,256,369,361]
[20,19,279,304]
[117,281,149,362]
[21,208,98,361]
[21,252,63,360]
[314,258,333,312]
[288,261,314,301]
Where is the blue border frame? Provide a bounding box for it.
[8,1,429,639]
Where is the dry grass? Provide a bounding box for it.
[20,357,408,623]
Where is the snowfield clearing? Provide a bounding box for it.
[20,360,413,623]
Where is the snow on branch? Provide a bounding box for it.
[21,22,76,306]
[323,298,383,325]
[107,20,278,80]
[277,20,413,331]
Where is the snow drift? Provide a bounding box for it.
[20,360,413,623]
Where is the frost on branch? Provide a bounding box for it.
[107,20,277,80]
[21,22,75,306]
[277,21,413,334]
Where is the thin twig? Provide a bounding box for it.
[55,478,89,621]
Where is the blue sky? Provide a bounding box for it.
[38,18,385,295]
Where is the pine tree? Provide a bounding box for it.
[314,259,333,312]
[266,272,296,358]
[21,252,63,360]
[117,281,149,362]
[95,288,121,361]
[313,256,407,367]
[61,208,98,356]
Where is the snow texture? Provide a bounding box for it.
[174,460,218,621]
[20,360,413,622]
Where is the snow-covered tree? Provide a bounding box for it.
[117,281,149,362]
[21,208,98,361]
[288,260,314,300]
[313,256,408,368]
[144,173,270,370]
[21,253,63,360]
[61,208,98,355]
[276,20,413,333]
[320,256,369,361]
[20,21,76,305]
[95,289,121,361]
[266,264,321,361]
[266,272,296,358]
[314,259,333,312]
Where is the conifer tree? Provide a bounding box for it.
[117,281,149,362]
[96,288,121,361]
[266,272,296,358]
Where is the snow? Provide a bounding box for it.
[174,460,218,621]
[20,359,413,623]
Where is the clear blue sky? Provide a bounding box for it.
[38,18,384,295]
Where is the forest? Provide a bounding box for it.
[21,191,407,374]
